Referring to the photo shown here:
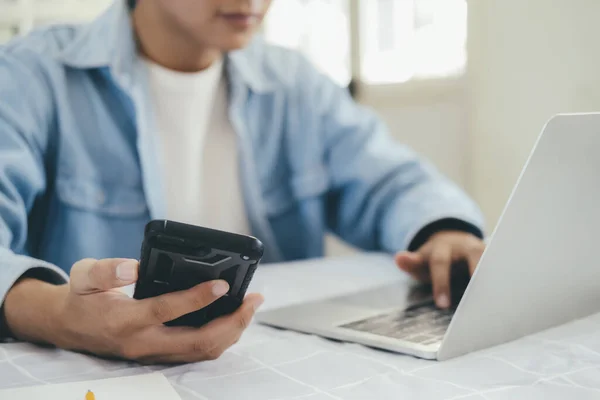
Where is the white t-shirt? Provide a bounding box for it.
[143,57,250,235]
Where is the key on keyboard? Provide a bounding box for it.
[339,302,453,345]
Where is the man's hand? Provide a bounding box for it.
[395,231,485,309]
[4,258,263,363]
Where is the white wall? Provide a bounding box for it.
[0,28,11,43]
[467,0,600,229]
[362,84,468,188]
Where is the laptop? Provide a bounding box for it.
[256,113,600,360]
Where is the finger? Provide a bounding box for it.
[135,280,230,326]
[177,293,264,362]
[395,252,430,282]
[128,294,264,363]
[70,258,139,294]
[465,242,485,276]
[395,251,424,272]
[210,293,264,334]
[429,245,452,309]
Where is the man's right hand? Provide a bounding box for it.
[4,258,264,363]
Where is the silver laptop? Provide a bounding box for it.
[256,113,600,360]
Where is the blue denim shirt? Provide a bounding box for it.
[0,1,484,307]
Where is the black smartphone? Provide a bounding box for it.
[133,219,264,327]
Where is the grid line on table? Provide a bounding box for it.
[329,347,453,379]
[244,353,345,400]
[37,366,107,382]
[559,375,600,392]
[270,351,327,366]
[440,361,600,400]
[540,336,600,350]
[329,372,393,391]
[443,385,519,400]
[575,343,600,359]
[534,364,600,385]
[269,391,328,400]
[170,380,211,400]
[3,318,600,400]
[484,355,546,376]
[174,366,268,383]
[398,372,480,395]
[0,346,51,386]
[168,350,329,385]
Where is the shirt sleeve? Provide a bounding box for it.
[0,48,69,339]
[407,218,483,251]
[293,55,486,253]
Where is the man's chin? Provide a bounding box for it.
[224,43,253,52]
[214,34,256,52]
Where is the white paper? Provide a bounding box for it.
[0,372,181,400]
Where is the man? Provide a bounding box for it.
[0,0,485,363]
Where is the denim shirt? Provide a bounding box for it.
[0,1,484,309]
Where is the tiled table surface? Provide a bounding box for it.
[2,253,600,400]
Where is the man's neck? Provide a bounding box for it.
[132,3,221,72]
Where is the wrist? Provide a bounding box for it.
[408,218,483,251]
[4,278,67,345]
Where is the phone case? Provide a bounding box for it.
[133,220,264,327]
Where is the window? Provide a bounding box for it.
[3,0,467,86]
[263,0,467,87]
[263,0,351,87]
[360,0,468,84]
[0,0,112,38]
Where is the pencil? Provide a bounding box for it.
[86,390,95,400]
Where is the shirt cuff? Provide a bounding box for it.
[0,249,68,340]
[407,218,484,251]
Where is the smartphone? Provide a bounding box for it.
[133,220,264,327]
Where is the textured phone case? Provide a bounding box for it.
[133,220,264,327]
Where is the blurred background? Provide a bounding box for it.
[2,0,599,255]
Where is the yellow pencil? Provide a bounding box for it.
[85,390,95,400]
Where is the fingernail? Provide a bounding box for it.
[437,294,450,309]
[212,281,230,296]
[251,297,264,311]
[116,260,138,281]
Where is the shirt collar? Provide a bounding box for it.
[58,1,135,74]
[226,42,275,93]
[58,0,274,93]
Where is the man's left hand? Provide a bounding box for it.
[395,231,486,309]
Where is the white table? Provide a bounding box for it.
[2,253,600,400]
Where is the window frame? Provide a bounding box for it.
[348,0,467,103]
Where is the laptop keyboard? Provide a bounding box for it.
[339,302,453,346]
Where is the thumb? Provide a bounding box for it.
[70,258,138,294]
[395,251,424,272]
